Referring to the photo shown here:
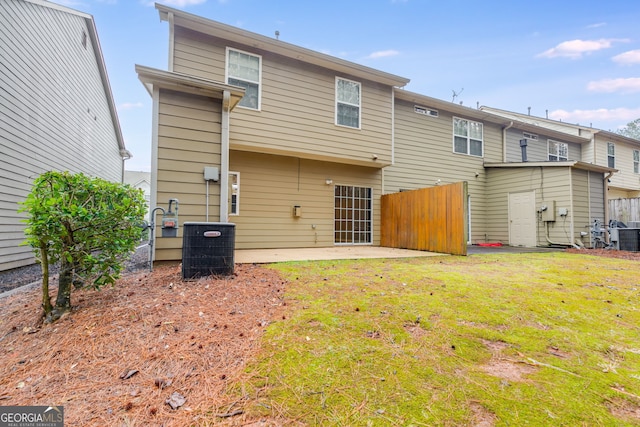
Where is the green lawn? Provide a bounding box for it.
[231,252,640,426]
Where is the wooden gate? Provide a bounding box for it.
[381,182,468,255]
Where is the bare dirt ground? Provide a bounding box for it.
[0,263,289,426]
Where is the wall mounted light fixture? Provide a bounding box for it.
[325,179,333,185]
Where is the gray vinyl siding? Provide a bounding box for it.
[0,0,123,271]
[595,134,640,194]
[155,89,222,262]
[229,151,382,249]
[385,98,504,243]
[173,27,393,167]
[505,129,582,163]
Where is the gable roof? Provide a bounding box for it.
[480,105,640,147]
[23,0,128,158]
[156,3,411,88]
[396,89,591,144]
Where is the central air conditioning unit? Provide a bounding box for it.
[182,222,235,279]
[617,228,640,252]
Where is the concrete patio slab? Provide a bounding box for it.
[235,246,447,264]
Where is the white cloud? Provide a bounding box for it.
[537,38,628,59]
[142,0,206,7]
[612,50,640,65]
[119,102,144,110]
[367,50,400,59]
[587,77,640,93]
[549,107,640,124]
[586,22,606,29]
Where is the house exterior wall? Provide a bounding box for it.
[154,89,222,262]
[229,151,382,249]
[485,167,577,246]
[0,0,123,271]
[572,169,607,247]
[594,133,640,196]
[385,98,505,243]
[172,27,393,167]
[505,129,581,163]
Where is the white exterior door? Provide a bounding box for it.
[508,191,536,247]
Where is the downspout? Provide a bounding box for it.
[167,12,175,72]
[603,171,614,243]
[120,149,132,183]
[220,90,231,222]
[502,121,513,162]
[150,86,161,262]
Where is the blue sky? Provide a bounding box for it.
[54,0,640,172]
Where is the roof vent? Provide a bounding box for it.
[414,105,438,117]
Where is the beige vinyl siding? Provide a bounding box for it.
[571,169,597,247]
[385,99,504,243]
[173,27,393,167]
[229,151,382,249]
[505,129,581,162]
[155,89,222,262]
[485,167,576,245]
[595,134,640,194]
[0,0,122,270]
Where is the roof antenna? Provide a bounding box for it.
[451,87,463,103]
[275,30,280,40]
[527,106,531,116]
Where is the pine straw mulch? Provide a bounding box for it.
[0,264,292,427]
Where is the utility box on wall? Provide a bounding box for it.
[182,222,235,279]
[541,200,556,222]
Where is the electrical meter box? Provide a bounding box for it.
[541,200,556,222]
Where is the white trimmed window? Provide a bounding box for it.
[226,48,261,110]
[548,140,568,161]
[607,142,615,168]
[336,77,361,129]
[453,117,483,156]
[228,172,239,215]
[634,150,639,174]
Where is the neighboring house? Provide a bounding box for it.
[388,90,613,247]
[124,171,151,222]
[0,0,129,271]
[480,107,640,200]
[137,5,616,263]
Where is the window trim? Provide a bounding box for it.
[334,185,373,245]
[225,47,262,111]
[633,150,639,174]
[452,117,484,157]
[548,139,568,161]
[335,77,362,129]
[607,142,616,169]
[228,171,240,216]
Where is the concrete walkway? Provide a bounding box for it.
[235,246,447,264]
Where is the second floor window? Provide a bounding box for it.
[548,140,568,161]
[634,150,639,174]
[453,117,483,156]
[227,48,261,110]
[336,77,361,129]
[607,143,615,168]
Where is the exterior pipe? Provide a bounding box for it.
[502,121,513,162]
[603,171,614,243]
[220,90,231,222]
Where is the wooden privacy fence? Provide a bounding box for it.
[609,198,640,223]
[381,182,468,256]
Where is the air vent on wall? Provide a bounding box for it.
[414,105,438,117]
[523,132,538,141]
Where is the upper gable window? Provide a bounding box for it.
[548,140,568,161]
[226,48,261,110]
[453,117,483,157]
[336,77,361,129]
